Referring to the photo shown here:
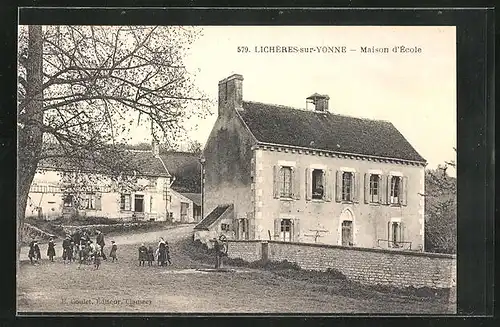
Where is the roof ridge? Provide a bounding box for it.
[242,100,392,124]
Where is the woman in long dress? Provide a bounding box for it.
[46,237,56,262]
[157,238,167,267]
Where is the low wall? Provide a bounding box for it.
[227,240,456,289]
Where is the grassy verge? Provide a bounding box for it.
[179,238,451,302]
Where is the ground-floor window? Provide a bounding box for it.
[120,194,131,211]
[280,219,292,242]
[221,223,231,232]
[389,221,403,247]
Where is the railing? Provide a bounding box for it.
[376,239,413,250]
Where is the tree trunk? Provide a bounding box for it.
[17,25,44,262]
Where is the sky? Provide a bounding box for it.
[132,26,456,175]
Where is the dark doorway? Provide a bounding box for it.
[134,195,144,212]
[341,220,353,246]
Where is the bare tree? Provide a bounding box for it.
[17,25,210,258]
[424,151,457,254]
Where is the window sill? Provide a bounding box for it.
[341,201,354,204]
[310,199,325,203]
[279,197,295,202]
[368,202,381,206]
[389,204,402,207]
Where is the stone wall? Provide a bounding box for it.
[227,240,456,289]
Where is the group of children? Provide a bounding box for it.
[138,237,172,267]
[28,234,118,270]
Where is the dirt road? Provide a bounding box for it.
[17,224,452,314]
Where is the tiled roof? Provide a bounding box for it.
[160,151,201,193]
[238,101,426,163]
[39,150,170,177]
[180,193,202,206]
[193,204,232,231]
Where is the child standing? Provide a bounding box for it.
[138,243,148,266]
[147,246,154,266]
[94,244,101,270]
[47,237,56,262]
[109,241,117,262]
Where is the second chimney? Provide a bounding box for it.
[218,73,244,117]
[306,93,330,112]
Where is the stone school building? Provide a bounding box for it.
[196,73,427,251]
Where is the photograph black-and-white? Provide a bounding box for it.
[17,23,457,314]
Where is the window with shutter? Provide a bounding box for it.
[280,219,292,242]
[279,166,293,198]
[368,174,380,203]
[312,169,325,200]
[341,172,353,201]
[390,176,401,205]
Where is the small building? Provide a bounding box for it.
[180,192,202,222]
[167,189,198,223]
[193,204,235,246]
[201,73,427,251]
[26,146,174,221]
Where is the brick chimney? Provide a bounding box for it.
[218,74,244,116]
[306,93,330,112]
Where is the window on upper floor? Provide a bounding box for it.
[312,169,325,200]
[390,176,401,204]
[369,174,380,203]
[280,166,293,198]
[342,172,353,202]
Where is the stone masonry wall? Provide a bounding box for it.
[227,240,456,289]
[227,240,262,263]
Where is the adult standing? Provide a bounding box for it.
[62,234,72,264]
[158,237,167,267]
[96,230,106,260]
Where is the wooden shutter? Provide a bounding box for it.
[273,165,280,198]
[335,170,342,202]
[293,167,301,199]
[386,175,393,205]
[387,221,391,246]
[250,158,255,178]
[401,223,405,243]
[245,219,250,240]
[364,173,370,204]
[305,168,311,201]
[234,219,240,240]
[379,175,386,204]
[401,176,408,206]
[325,169,333,201]
[293,219,300,242]
[95,193,102,210]
[353,172,360,203]
[273,219,281,240]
